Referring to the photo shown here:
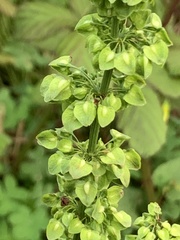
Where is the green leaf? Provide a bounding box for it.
[152,157,180,188]
[124,149,141,170]
[119,166,130,187]
[68,218,84,234]
[113,211,131,227]
[130,10,150,29]
[57,139,73,153]
[75,181,97,206]
[118,87,167,157]
[41,74,71,102]
[148,66,180,98]
[114,51,136,75]
[42,193,59,207]
[110,129,130,145]
[143,40,168,66]
[100,148,125,165]
[80,228,101,240]
[170,224,180,237]
[74,101,96,126]
[137,226,150,238]
[86,34,105,53]
[69,155,92,179]
[107,186,124,207]
[157,229,169,240]
[75,14,97,35]
[148,13,162,29]
[145,232,156,240]
[167,48,180,76]
[36,130,57,149]
[46,219,64,240]
[62,212,74,227]
[99,47,115,70]
[49,56,72,70]
[123,85,146,106]
[102,93,122,111]
[91,160,106,177]
[148,202,162,216]
[92,199,105,224]
[136,55,152,79]
[124,75,146,89]
[62,104,82,132]
[126,0,142,6]
[98,104,115,127]
[48,152,69,175]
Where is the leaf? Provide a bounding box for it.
[152,157,180,188]
[166,48,180,76]
[74,101,96,126]
[97,104,115,127]
[92,199,105,224]
[69,155,92,179]
[148,13,162,29]
[157,229,169,240]
[148,66,180,98]
[62,104,82,132]
[68,218,84,234]
[46,219,64,240]
[75,14,97,35]
[48,152,69,175]
[123,85,146,106]
[118,87,167,158]
[113,211,132,227]
[124,149,141,170]
[143,40,168,66]
[75,181,97,206]
[42,193,59,207]
[170,224,180,237]
[100,148,125,165]
[136,55,152,79]
[114,51,136,75]
[102,93,122,111]
[130,10,150,29]
[57,139,73,153]
[86,34,105,53]
[36,130,57,149]
[49,55,72,70]
[107,186,124,207]
[80,228,101,240]
[99,47,115,70]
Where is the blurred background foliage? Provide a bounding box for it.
[0,0,180,239]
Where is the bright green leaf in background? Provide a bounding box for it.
[148,66,180,98]
[118,87,167,158]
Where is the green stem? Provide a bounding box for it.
[87,17,119,153]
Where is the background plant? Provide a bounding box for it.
[0,0,180,239]
[36,0,179,240]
